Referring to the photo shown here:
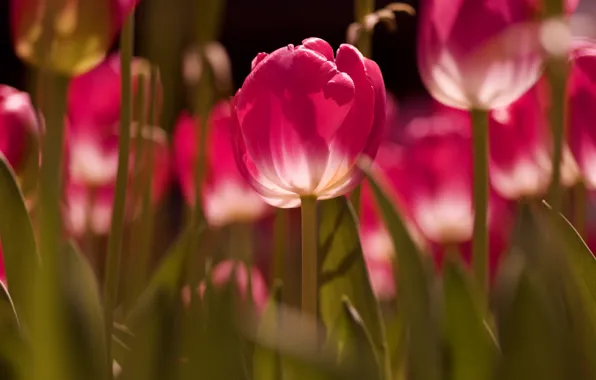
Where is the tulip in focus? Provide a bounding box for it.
[489,81,579,199]
[0,85,39,176]
[173,102,270,227]
[64,55,170,236]
[417,0,542,109]
[11,0,139,75]
[186,260,268,313]
[568,39,596,189]
[233,38,386,208]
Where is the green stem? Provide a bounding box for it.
[471,109,489,296]
[574,182,587,237]
[546,59,568,211]
[300,196,318,320]
[104,11,135,358]
[272,209,287,283]
[34,70,70,380]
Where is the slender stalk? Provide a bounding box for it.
[300,196,318,320]
[354,0,373,57]
[471,109,489,296]
[546,59,568,211]
[574,182,587,237]
[135,67,160,290]
[104,12,135,358]
[272,209,288,283]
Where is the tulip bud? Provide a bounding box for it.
[568,39,596,188]
[190,260,268,313]
[0,85,39,177]
[233,38,386,208]
[11,0,139,75]
[417,0,543,109]
[174,102,270,227]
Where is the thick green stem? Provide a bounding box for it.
[301,196,318,320]
[471,109,489,296]
[104,12,135,357]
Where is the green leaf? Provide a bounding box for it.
[327,296,381,380]
[442,260,496,380]
[59,242,108,380]
[253,282,283,380]
[126,225,198,325]
[0,282,25,380]
[495,259,571,380]
[318,197,389,378]
[361,166,442,380]
[0,154,40,325]
[122,226,202,380]
[535,203,596,378]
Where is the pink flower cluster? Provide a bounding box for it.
[2,0,596,304]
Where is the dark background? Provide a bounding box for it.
[0,0,424,129]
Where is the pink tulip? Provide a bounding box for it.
[232,38,386,208]
[417,0,543,109]
[490,80,579,199]
[64,55,170,236]
[0,85,39,174]
[190,260,268,313]
[568,39,596,189]
[173,102,270,227]
[371,140,513,280]
[371,96,513,258]
[11,0,140,75]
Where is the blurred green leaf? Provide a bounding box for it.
[361,167,442,380]
[442,260,496,380]
[537,203,596,378]
[0,282,25,380]
[318,197,389,378]
[126,225,199,325]
[0,154,40,326]
[495,258,571,380]
[384,310,406,380]
[59,242,108,380]
[253,282,283,380]
[122,226,203,380]
[327,296,381,380]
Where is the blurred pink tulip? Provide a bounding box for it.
[173,102,270,227]
[64,55,170,236]
[190,260,268,313]
[417,0,543,109]
[232,38,386,208]
[490,81,579,199]
[0,85,39,174]
[11,0,140,75]
[568,39,596,189]
[370,140,513,280]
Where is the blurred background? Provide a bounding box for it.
[0,0,424,123]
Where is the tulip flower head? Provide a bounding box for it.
[490,81,579,199]
[11,0,140,75]
[568,39,596,189]
[64,55,170,236]
[417,0,542,109]
[233,38,386,208]
[0,85,39,174]
[173,102,270,227]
